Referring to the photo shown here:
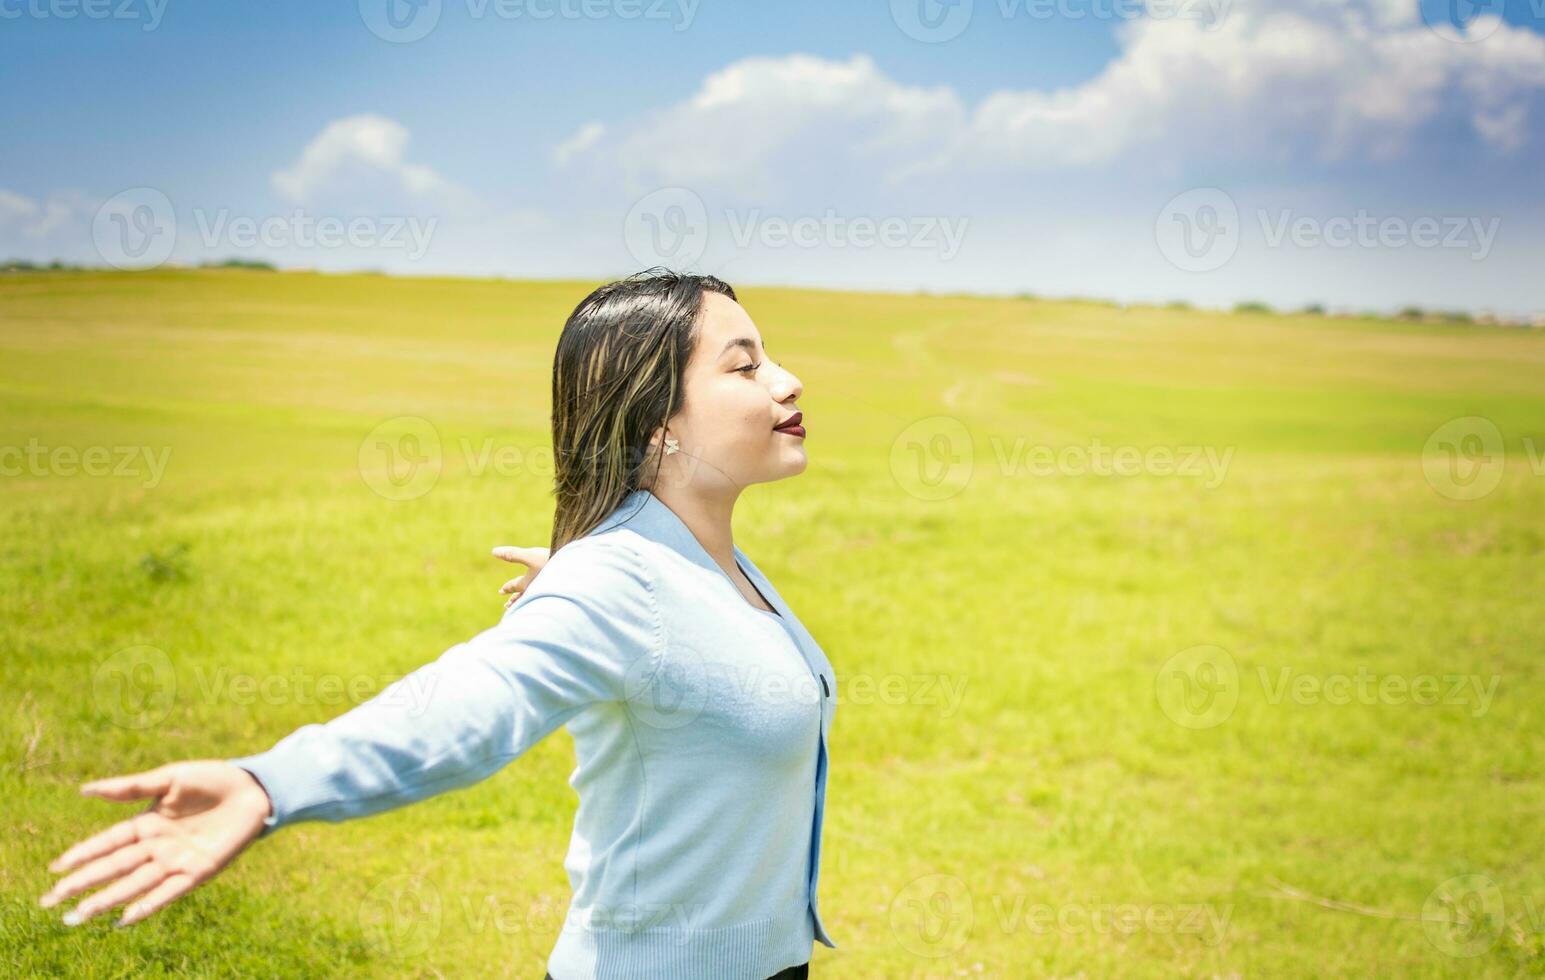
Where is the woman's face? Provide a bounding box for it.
[652,292,806,493]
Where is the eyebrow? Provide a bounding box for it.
[719,337,767,358]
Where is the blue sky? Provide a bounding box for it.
[3,0,1543,315]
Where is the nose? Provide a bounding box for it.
[771,362,802,404]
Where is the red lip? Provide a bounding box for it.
[774,412,803,434]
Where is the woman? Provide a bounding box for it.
[38,269,838,980]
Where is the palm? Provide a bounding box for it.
[40,761,271,927]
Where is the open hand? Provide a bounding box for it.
[493,545,551,608]
[40,761,273,928]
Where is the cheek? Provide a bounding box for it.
[734,404,773,447]
[685,382,771,448]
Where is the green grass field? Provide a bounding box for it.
[2,268,1543,978]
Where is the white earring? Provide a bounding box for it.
[663,435,680,456]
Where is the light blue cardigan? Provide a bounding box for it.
[227,488,837,979]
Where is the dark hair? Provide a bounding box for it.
[548,267,737,551]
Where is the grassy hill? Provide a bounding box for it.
[3,268,1543,977]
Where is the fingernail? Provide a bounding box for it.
[61,909,83,926]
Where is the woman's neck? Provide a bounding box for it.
[649,484,741,570]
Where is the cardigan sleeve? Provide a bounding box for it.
[225,536,660,837]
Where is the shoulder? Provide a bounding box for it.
[506,530,657,620]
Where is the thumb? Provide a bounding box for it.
[81,765,175,801]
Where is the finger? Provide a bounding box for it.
[64,861,167,926]
[80,766,173,802]
[48,812,152,874]
[41,843,149,908]
[492,546,543,566]
[498,575,530,595]
[117,872,196,927]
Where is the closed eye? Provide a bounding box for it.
[736,362,762,375]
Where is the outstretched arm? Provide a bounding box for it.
[39,537,659,927]
[231,539,657,833]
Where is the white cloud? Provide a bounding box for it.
[559,53,964,194]
[926,2,1545,170]
[0,188,89,239]
[1473,102,1529,152]
[0,189,39,226]
[556,2,1545,183]
[272,114,461,205]
[552,122,606,166]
